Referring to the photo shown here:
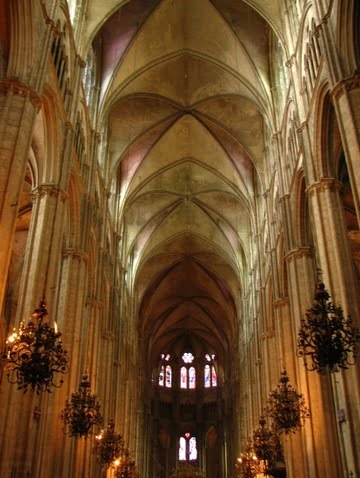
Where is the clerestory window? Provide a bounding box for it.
[204,354,217,388]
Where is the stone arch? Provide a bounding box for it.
[87,233,97,299]
[38,85,63,182]
[337,0,360,73]
[6,0,35,78]
[66,173,82,249]
[298,5,321,104]
[278,236,288,299]
[294,171,313,248]
[3,162,35,329]
[313,82,336,179]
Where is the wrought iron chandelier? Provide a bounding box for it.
[0,300,69,393]
[113,448,140,478]
[235,440,259,478]
[93,418,125,467]
[253,416,284,466]
[59,374,103,438]
[266,370,309,434]
[297,281,360,373]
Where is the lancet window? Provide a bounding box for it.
[179,433,197,461]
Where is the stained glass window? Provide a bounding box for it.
[166,365,172,387]
[189,367,196,389]
[211,366,217,386]
[204,364,211,388]
[179,434,197,461]
[180,366,187,389]
[189,437,197,460]
[182,352,194,363]
[179,437,186,461]
[159,365,165,386]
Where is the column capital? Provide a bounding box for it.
[92,129,102,143]
[82,192,97,205]
[285,55,295,68]
[0,78,42,111]
[62,248,89,263]
[297,121,308,133]
[273,297,289,308]
[278,193,290,204]
[85,298,103,309]
[30,184,69,202]
[285,246,313,262]
[306,177,342,196]
[331,70,360,100]
[101,330,115,341]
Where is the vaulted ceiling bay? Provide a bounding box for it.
[89,0,276,370]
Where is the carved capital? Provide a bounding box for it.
[62,248,88,263]
[30,184,69,202]
[76,54,86,69]
[260,330,275,340]
[65,121,74,132]
[40,1,57,32]
[285,246,313,262]
[99,246,110,256]
[0,78,42,111]
[92,130,102,143]
[83,192,97,205]
[306,177,342,196]
[273,297,289,308]
[285,55,295,68]
[85,298,103,309]
[297,121,308,133]
[101,330,115,341]
[331,70,360,100]
[278,193,290,204]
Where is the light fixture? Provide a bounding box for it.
[112,447,139,478]
[297,281,360,373]
[266,370,309,434]
[254,416,284,462]
[59,374,103,438]
[93,418,125,467]
[235,440,258,478]
[0,300,69,394]
[252,416,285,475]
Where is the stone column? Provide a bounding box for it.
[307,178,360,476]
[285,247,343,478]
[0,0,56,314]
[34,248,90,477]
[0,183,68,477]
[273,296,306,478]
[0,79,42,312]
[331,73,360,222]
[312,6,360,221]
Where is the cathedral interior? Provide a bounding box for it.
[0,0,360,477]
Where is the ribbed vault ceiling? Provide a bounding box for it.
[89,0,280,367]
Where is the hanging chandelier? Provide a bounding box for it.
[266,370,309,434]
[235,440,259,478]
[93,418,125,467]
[113,448,140,478]
[59,374,103,438]
[297,281,360,373]
[253,416,284,465]
[0,300,69,393]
